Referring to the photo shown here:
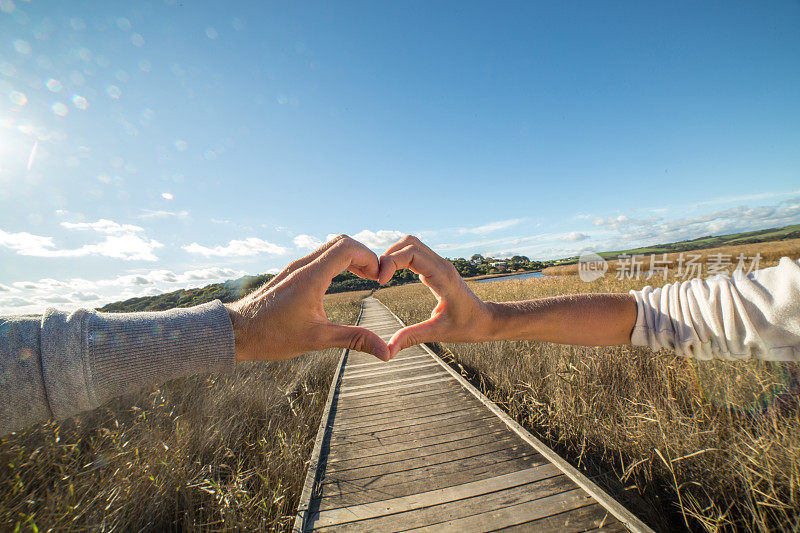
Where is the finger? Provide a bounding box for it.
[348,264,375,280]
[387,319,440,357]
[312,237,380,285]
[381,234,433,257]
[378,235,437,284]
[378,244,459,300]
[326,324,391,361]
[259,236,343,293]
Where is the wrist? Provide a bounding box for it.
[480,301,507,342]
[225,303,249,362]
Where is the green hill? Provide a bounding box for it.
[97,271,381,313]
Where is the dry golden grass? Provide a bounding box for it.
[542,238,800,276]
[375,244,800,532]
[0,290,367,532]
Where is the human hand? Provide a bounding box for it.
[377,236,496,358]
[226,235,391,362]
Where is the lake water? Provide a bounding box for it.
[474,271,547,283]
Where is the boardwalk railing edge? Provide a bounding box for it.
[292,304,363,533]
[373,297,655,533]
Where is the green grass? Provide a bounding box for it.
[595,223,800,259]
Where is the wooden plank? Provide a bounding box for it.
[344,354,429,369]
[492,503,622,532]
[309,465,565,530]
[317,453,549,510]
[332,390,481,422]
[326,425,509,464]
[336,376,451,398]
[332,381,466,410]
[341,361,439,379]
[401,487,594,532]
[317,479,579,532]
[322,436,523,482]
[339,371,448,391]
[333,396,484,427]
[327,413,498,446]
[331,405,488,436]
[319,448,545,497]
[325,428,514,471]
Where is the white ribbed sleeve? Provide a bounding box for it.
[630,257,800,361]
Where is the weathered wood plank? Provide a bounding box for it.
[328,414,498,446]
[331,406,488,436]
[311,466,568,531]
[325,429,515,471]
[322,436,523,482]
[332,381,465,410]
[318,451,548,506]
[345,354,430,369]
[401,487,595,532]
[339,370,449,391]
[332,390,481,422]
[325,425,509,464]
[491,503,622,532]
[336,376,452,398]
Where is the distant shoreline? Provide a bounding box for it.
[464,270,541,282]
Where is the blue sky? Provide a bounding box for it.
[1,0,799,313]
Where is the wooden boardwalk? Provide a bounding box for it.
[294,297,653,532]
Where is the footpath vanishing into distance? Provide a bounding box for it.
[294,297,653,532]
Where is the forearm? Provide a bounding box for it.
[484,293,637,346]
[0,300,235,435]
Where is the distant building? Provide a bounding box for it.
[490,261,508,272]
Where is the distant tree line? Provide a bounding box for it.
[449,254,545,278]
[98,255,545,313]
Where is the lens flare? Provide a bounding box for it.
[51,102,68,116]
[72,94,88,110]
[45,78,62,92]
[106,85,121,99]
[9,90,27,106]
[13,39,31,54]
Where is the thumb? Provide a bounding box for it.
[387,318,439,358]
[326,324,391,361]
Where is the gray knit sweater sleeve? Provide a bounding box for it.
[0,300,235,435]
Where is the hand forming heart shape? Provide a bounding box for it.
[377,235,495,359]
[226,234,496,363]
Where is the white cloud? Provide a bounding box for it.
[457,218,525,235]
[61,218,144,235]
[182,237,289,257]
[293,234,323,250]
[137,209,189,219]
[563,232,589,242]
[72,291,101,301]
[351,229,404,249]
[0,229,57,255]
[162,192,174,200]
[0,220,163,261]
[0,297,34,308]
[0,284,9,292]
[0,267,248,314]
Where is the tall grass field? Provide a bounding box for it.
[0,291,367,532]
[375,240,800,532]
